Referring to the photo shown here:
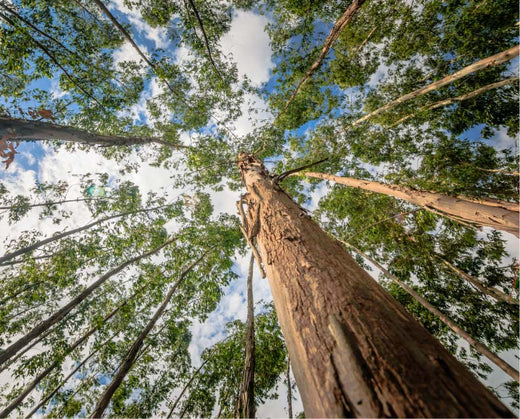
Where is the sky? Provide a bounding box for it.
[0,0,518,416]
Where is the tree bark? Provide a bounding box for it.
[0,117,186,149]
[0,203,170,265]
[286,357,293,419]
[0,237,175,368]
[237,153,513,418]
[342,241,520,382]
[302,171,519,236]
[353,45,519,125]
[237,253,256,418]
[389,76,519,127]
[89,250,209,418]
[280,0,366,114]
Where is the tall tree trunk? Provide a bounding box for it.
[237,253,256,418]
[280,0,365,114]
[286,357,293,419]
[353,45,519,125]
[389,76,519,127]
[0,196,108,211]
[302,171,519,236]
[342,240,520,381]
[0,203,170,265]
[0,237,175,367]
[237,153,512,418]
[89,250,209,418]
[0,117,186,150]
[0,295,133,417]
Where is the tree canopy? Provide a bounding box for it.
[0,0,518,416]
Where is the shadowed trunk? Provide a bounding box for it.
[302,171,519,236]
[237,253,256,418]
[0,237,175,367]
[237,153,513,418]
[342,240,520,382]
[353,45,519,125]
[90,250,209,418]
[286,357,293,419]
[0,117,186,149]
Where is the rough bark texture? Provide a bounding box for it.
[238,253,256,418]
[237,153,513,418]
[303,171,519,236]
[0,238,175,367]
[90,251,208,418]
[0,117,185,149]
[353,45,520,125]
[343,241,520,382]
[281,0,365,114]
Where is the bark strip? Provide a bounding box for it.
[302,171,519,236]
[353,45,520,125]
[237,153,513,417]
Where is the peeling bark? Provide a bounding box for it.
[303,171,519,236]
[237,153,513,418]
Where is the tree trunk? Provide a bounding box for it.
[0,196,108,211]
[237,153,513,418]
[0,203,170,265]
[0,295,132,417]
[342,241,520,382]
[389,76,519,127]
[237,253,256,418]
[89,251,209,418]
[281,0,365,114]
[286,357,293,419]
[353,45,519,125]
[302,171,519,236]
[0,237,175,367]
[0,117,186,149]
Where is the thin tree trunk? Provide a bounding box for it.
[353,45,519,125]
[440,258,517,305]
[302,171,519,236]
[280,0,365,114]
[89,250,209,418]
[237,153,513,417]
[0,237,175,367]
[461,162,520,177]
[237,253,255,418]
[0,117,186,149]
[342,241,520,381]
[0,295,133,417]
[286,357,293,419]
[0,196,107,211]
[0,203,170,265]
[390,76,519,127]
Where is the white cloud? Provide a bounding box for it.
[220,11,274,86]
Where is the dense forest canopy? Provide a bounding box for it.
[0,0,518,416]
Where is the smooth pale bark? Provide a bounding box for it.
[353,45,520,125]
[286,357,293,419]
[90,251,209,418]
[390,76,520,126]
[0,117,185,149]
[303,171,519,236]
[440,258,517,305]
[281,0,366,114]
[0,297,131,417]
[237,153,512,418]
[342,241,520,381]
[0,238,175,367]
[237,253,255,418]
[0,204,170,265]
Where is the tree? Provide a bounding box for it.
[0,0,518,416]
